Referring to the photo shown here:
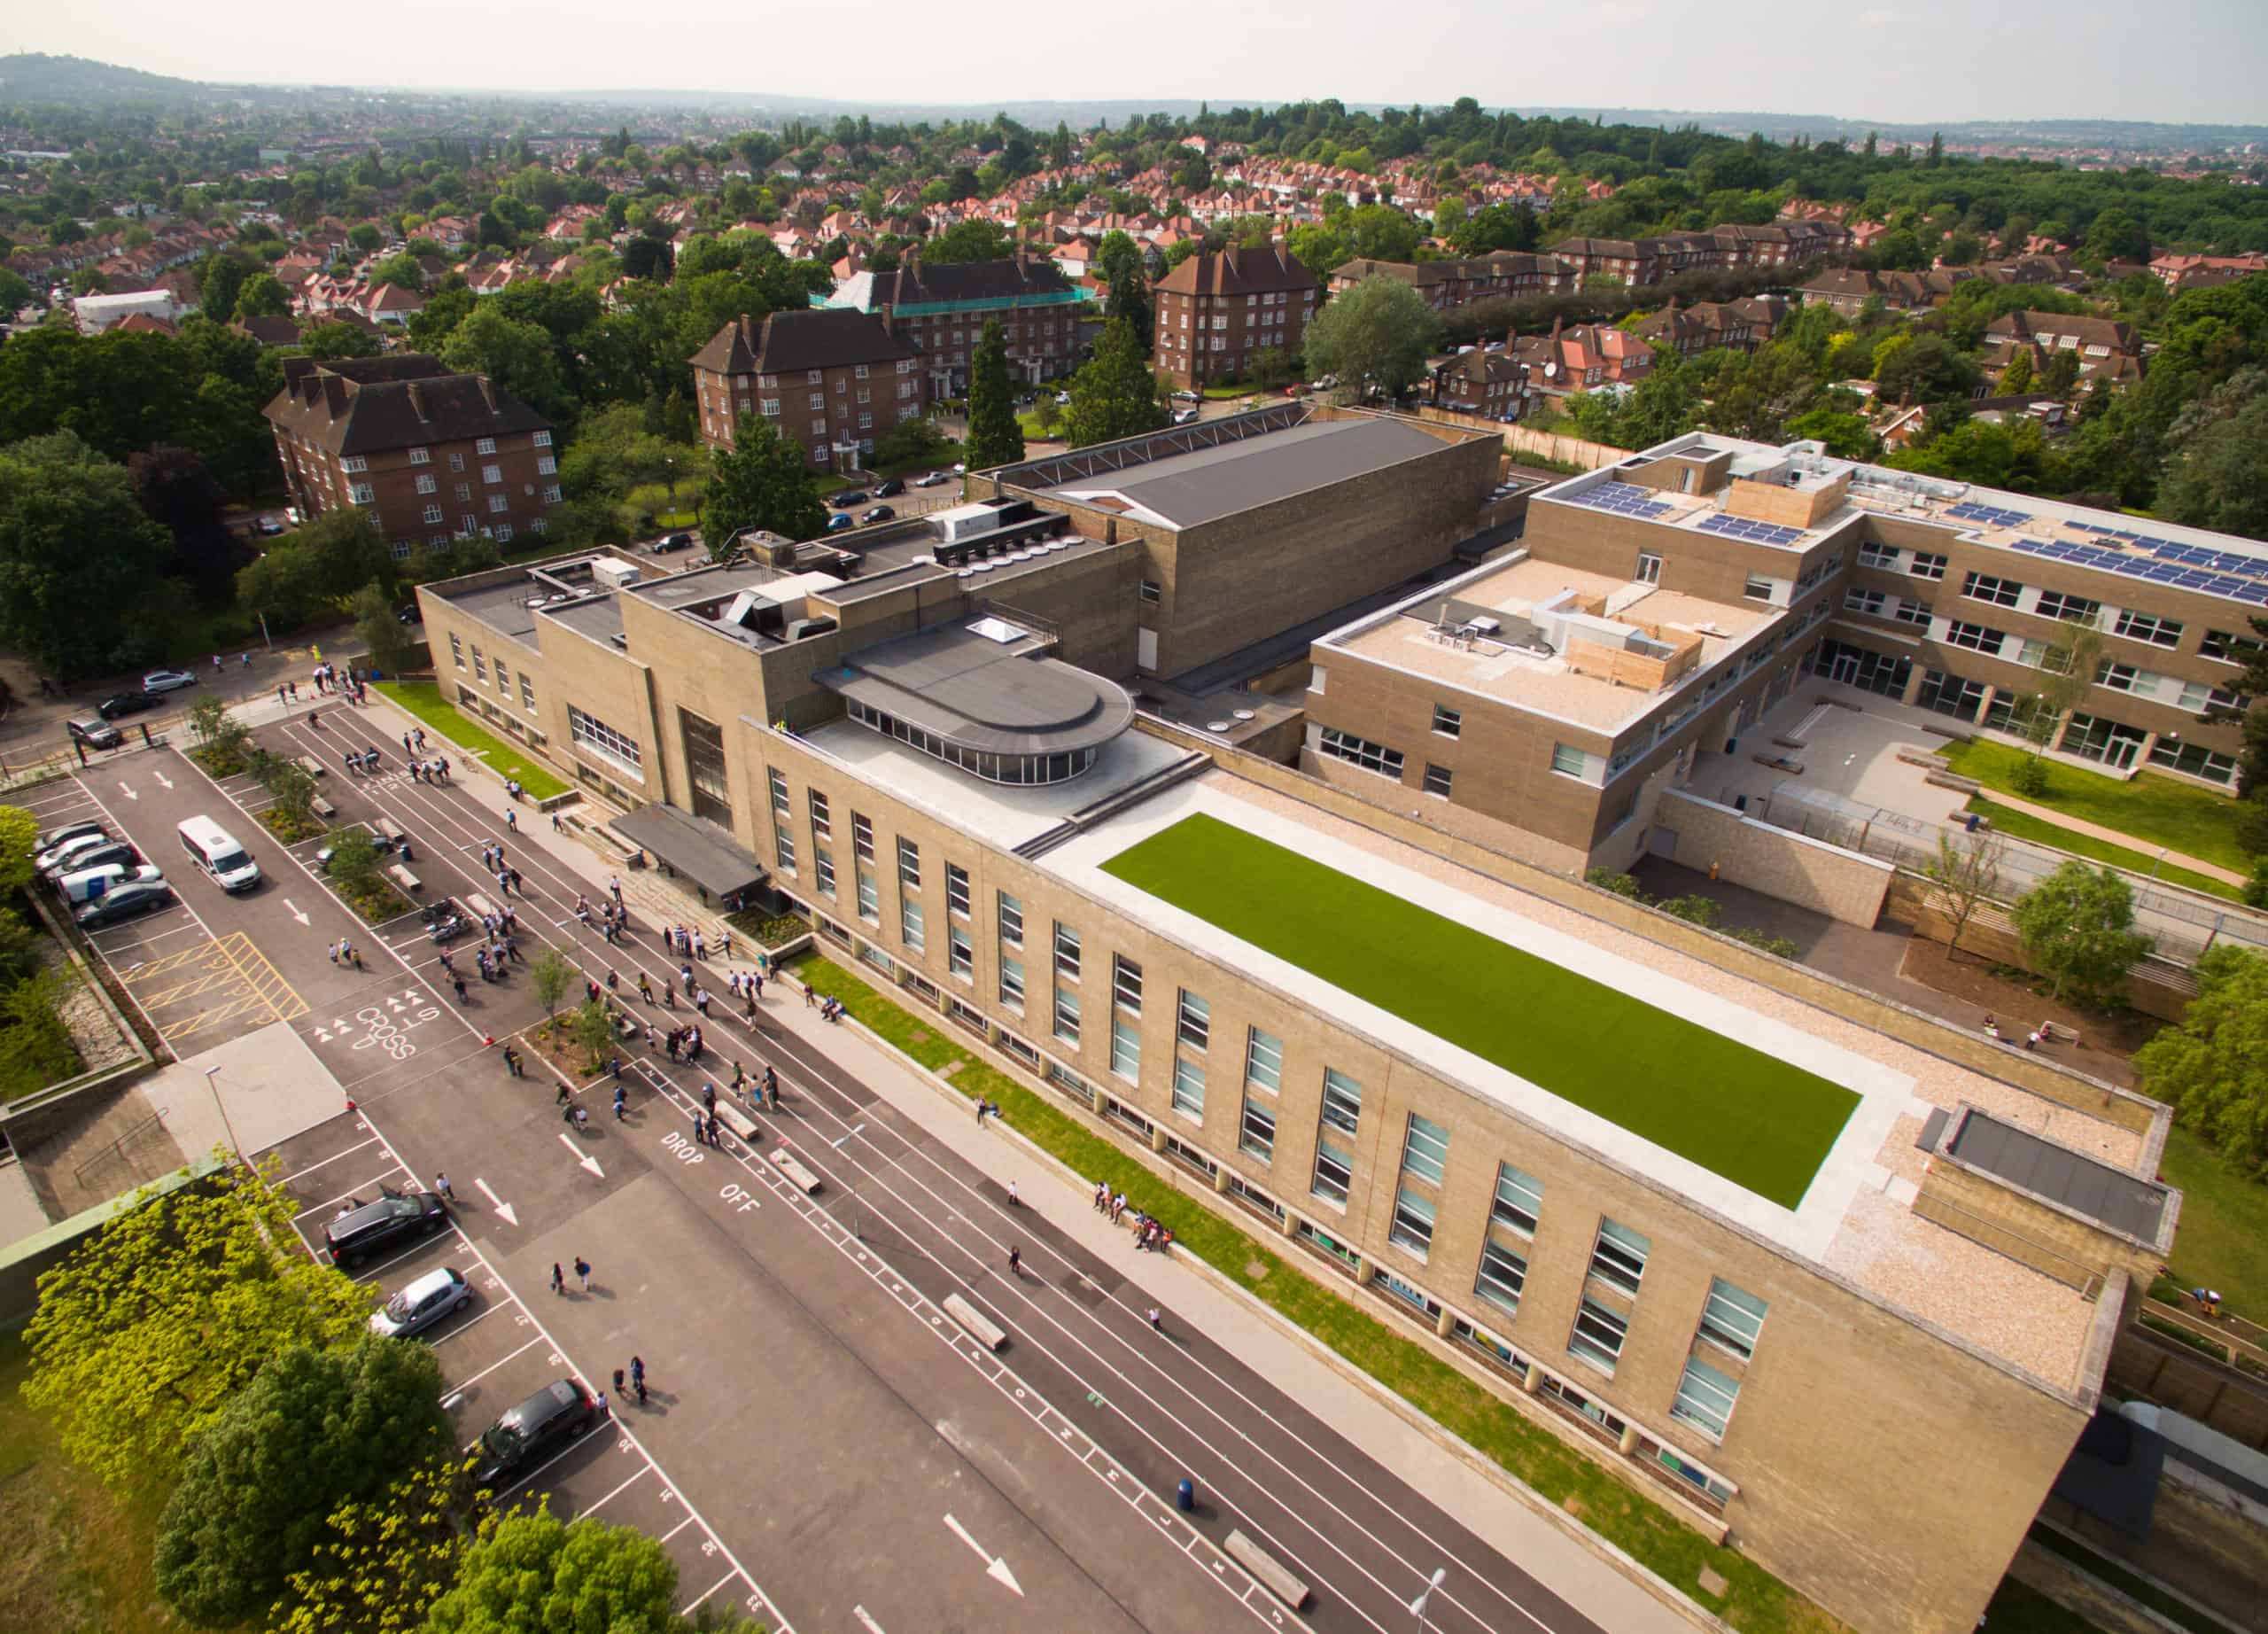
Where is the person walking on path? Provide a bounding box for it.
[1146,1307,1162,1334]
[550,1263,565,1296]
[1008,1180,1019,1208]
[613,1085,627,1121]
[506,808,518,833]
[630,1356,646,1404]
[613,1367,626,1397]
[435,1173,455,1202]
[574,1256,592,1293]
[1008,1245,1021,1278]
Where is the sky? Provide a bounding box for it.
[9,0,2267,127]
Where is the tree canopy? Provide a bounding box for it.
[2136,946,2268,1175]
[1301,275,1441,401]
[962,317,1026,471]
[697,416,827,552]
[1061,315,1169,447]
[423,1512,718,1634]
[2011,861,2155,1008]
[0,431,175,678]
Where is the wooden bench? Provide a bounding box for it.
[387,863,423,893]
[373,817,406,845]
[295,755,327,778]
[1751,753,1804,774]
[942,1293,1008,1352]
[1224,1530,1309,1611]
[309,795,337,820]
[712,1101,760,1143]
[768,1148,821,1194]
[462,891,500,920]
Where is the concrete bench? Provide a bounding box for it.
[712,1101,760,1143]
[387,863,422,893]
[462,891,500,920]
[374,817,406,844]
[1224,1529,1309,1611]
[309,795,337,820]
[942,1293,1007,1352]
[1923,770,1983,793]
[295,755,327,778]
[768,1148,821,1194]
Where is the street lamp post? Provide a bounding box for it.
[203,1065,245,1164]
[1411,1567,1447,1631]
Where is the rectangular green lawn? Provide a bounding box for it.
[1101,813,1860,1209]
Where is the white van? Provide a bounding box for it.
[57,861,164,905]
[177,816,261,892]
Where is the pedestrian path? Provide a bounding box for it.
[1978,790,2248,886]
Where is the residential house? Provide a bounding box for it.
[1325,251,1576,312]
[827,251,1086,393]
[1427,346,1531,420]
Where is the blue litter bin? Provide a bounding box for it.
[1176,1477,1194,1512]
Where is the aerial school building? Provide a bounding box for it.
[416,408,2180,1634]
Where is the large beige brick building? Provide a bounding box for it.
[415,413,2179,1634]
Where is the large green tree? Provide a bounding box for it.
[237,507,392,626]
[923,219,1014,263]
[1301,275,1440,402]
[424,1513,736,1634]
[1098,230,1152,351]
[0,432,174,677]
[1061,315,1169,447]
[155,1337,453,1628]
[2155,373,2268,543]
[20,1163,373,1490]
[697,416,827,552]
[278,1453,476,1634]
[963,317,1026,471]
[440,305,571,425]
[2136,946,2268,1174]
[2011,862,2155,1008]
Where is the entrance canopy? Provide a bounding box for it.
[611,804,767,904]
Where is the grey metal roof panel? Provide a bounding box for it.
[1946,1111,2169,1243]
[1042,418,1444,529]
[819,622,1134,755]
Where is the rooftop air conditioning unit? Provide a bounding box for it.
[1468,615,1501,634]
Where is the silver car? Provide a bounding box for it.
[369,1266,473,1339]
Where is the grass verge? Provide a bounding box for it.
[1965,798,2241,901]
[1943,741,2250,875]
[0,1328,178,1634]
[794,950,1842,1634]
[372,681,571,801]
[257,805,325,844]
[2025,1523,2241,1634]
[2153,1124,2268,1314]
[1102,813,1854,1208]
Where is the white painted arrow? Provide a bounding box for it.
[473,1178,518,1227]
[152,769,173,789]
[942,1514,1022,1597]
[557,1132,605,1179]
[283,899,310,925]
[117,782,137,801]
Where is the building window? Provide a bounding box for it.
[448,452,464,471]
[1961,572,2023,608]
[998,890,1023,947]
[1320,1067,1362,1137]
[899,895,924,953]
[481,463,502,486]
[1389,1189,1435,1259]
[1052,984,1081,1047]
[945,862,970,918]
[416,474,438,494]
[1311,1136,1353,1207]
[998,952,1024,1008]
[1053,922,1081,980]
[408,447,430,465]
[1475,1239,1527,1317]
[2202,629,2264,665]
[1491,1163,1544,1235]
[519,674,535,712]
[488,494,509,514]
[1946,620,2005,654]
[1697,1278,1769,1360]
[567,706,641,773]
[2114,610,2183,649]
[814,847,835,895]
[949,923,973,978]
[2149,739,2238,783]
[1891,599,1932,628]
[1240,1093,1277,1162]
[1111,954,1143,1015]
[1908,551,1947,580]
[855,868,878,922]
[1743,574,1775,602]
[1402,1113,1450,1186]
[1138,579,1161,605]
[765,766,791,821]
[853,813,874,861]
[1245,1026,1283,1092]
[1550,743,1588,778]
[1916,669,1987,720]
[1172,1054,1206,1119]
[1857,541,1899,570]
[1844,587,1885,618]
[1671,1353,1743,1439]
[1431,704,1462,738]
[2037,591,2101,625]
[897,836,920,890]
[2096,660,2141,694]
[1176,989,1209,1051]
[775,829,797,874]
[1110,1014,1142,1081]
[1588,1218,1651,1296]
[470,647,486,682]
[448,634,464,671]
[1316,728,1402,779]
[475,437,497,455]
[423,503,445,524]
[1570,1297,1630,1374]
[809,789,832,840]
[1422,762,1454,798]
[1635,550,1663,585]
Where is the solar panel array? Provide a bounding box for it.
[1697,513,1805,547]
[1568,481,1676,521]
[2004,536,2268,604]
[1946,501,2033,527]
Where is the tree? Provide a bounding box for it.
[2007,617,2103,793]
[1998,348,2034,395]
[530,946,576,1020]
[924,219,1014,263]
[235,272,291,320]
[299,320,384,361]
[1301,276,1439,403]
[1449,203,1540,257]
[440,305,568,424]
[326,828,380,896]
[1100,230,1152,350]
[20,1163,373,1491]
[352,582,419,675]
[1919,831,2005,957]
[2136,947,2268,1175]
[1344,204,1421,262]
[154,1338,452,1628]
[1029,395,1063,438]
[248,747,318,822]
[237,508,392,626]
[698,416,827,551]
[0,432,173,678]
[128,442,240,598]
[425,1513,703,1634]
[277,1453,477,1634]
[962,318,1026,471]
[198,250,252,325]
[0,805,37,899]
[1061,316,1169,447]
[571,996,617,1065]
[2011,861,2155,1008]
[2157,385,2268,544]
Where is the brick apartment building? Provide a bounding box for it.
[827,250,1087,395]
[1325,250,1576,312]
[1426,345,1531,420]
[691,309,925,471]
[1153,246,1321,391]
[1628,296,1789,358]
[263,354,557,558]
[1549,221,1852,288]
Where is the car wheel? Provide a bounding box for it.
[570,1418,589,1438]
[346,1250,366,1269]
[423,1215,442,1233]
[453,1295,471,1313]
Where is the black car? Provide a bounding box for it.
[651,532,695,554]
[421,897,467,943]
[471,1378,605,1489]
[860,504,896,525]
[833,489,869,508]
[97,689,159,720]
[874,478,905,497]
[322,1187,448,1268]
[74,879,172,929]
[396,602,421,626]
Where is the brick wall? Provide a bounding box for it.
[1655,790,1894,928]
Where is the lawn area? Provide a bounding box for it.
[1099,813,1860,1210]
[1200,382,1262,401]
[1967,798,2242,901]
[2155,1122,2268,1313]
[372,681,571,800]
[1942,740,2251,874]
[0,1329,178,1634]
[792,951,1843,1634]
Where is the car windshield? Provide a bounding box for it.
[383,1291,414,1320]
[211,849,249,871]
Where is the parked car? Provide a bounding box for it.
[74,879,173,929]
[35,829,114,875]
[322,1188,448,1268]
[826,513,856,533]
[651,532,695,555]
[860,504,896,525]
[97,689,159,720]
[421,897,468,943]
[35,819,105,854]
[1171,388,1201,403]
[284,506,302,525]
[951,462,967,475]
[369,1266,474,1340]
[142,669,197,694]
[912,471,950,488]
[471,1378,605,1489]
[1284,383,1308,397]
[874,478,905,497]
[316,823,400,871]
[253,514,286,536]
[66,716,123,751]
[396,602,421,626]
[1311,374,1340,390]
[834,490,869,508]
[56,862,163,906]
[1171,408,1200,425]
[50,842,136,881]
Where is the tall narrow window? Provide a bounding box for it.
[1112,955,1143,1014]
[1245,1026,1283,1092]
[997,891,1023,947]
[1492,1164,1544,1236]
[1053,922,1081,980]
[1320,1068,1362,1136]
[1588,1218,1651,1296]
[1401,1114,1449,1185]
[1177,989,1209,1051]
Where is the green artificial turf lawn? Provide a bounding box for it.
[1101,813,1860,1209]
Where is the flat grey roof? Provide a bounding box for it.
[1947,1109,2171,1243]
[819,619,1135,755]
[542,595,625,644]
[443,580,554,644]
[1039,418,1445,530]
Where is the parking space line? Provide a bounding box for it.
[428,1303,508,1345]
[680,1569,740,1617]
[454,1334,548,1391]
[658,1514,699,1545]
[353,1234,456,1285]
[483,1413,619,1499]
[293,1171,412,1221]
[579,1462,654,1516]
[276,1136,383,1186]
